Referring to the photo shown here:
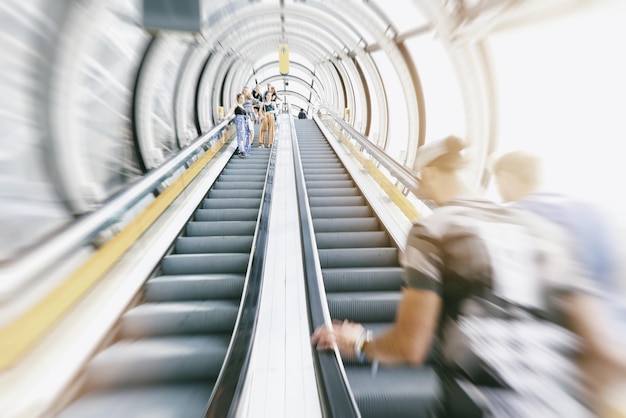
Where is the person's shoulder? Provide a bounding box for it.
[409,203,476,237]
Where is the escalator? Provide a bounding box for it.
[294,119,442,418]
[56,144,272,418]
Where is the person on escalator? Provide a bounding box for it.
[258,92,276,148]
[298,108,307,119]
[311,135,626,416]
[252,84,263,122]
[491,149,626,407]
[242,87,259,153]
[225,93,250,157]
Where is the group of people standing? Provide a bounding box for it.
[227,84,280,157]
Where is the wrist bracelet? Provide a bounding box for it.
[354,330,372,363]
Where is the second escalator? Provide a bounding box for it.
[295,119,441,418]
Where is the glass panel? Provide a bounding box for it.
[370,50,408,161]
[486,2,626,222]
[367,0,430,34]
[404,35,466,142]
[354,55,381,144]
[0,0,73,261]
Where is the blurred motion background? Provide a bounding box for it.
[1,0,625,416]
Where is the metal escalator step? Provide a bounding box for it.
[186,220,257,235]
[301,153,338,159]
[207,189,263,199]
[202,197,261,209]
[307,187,359,197]
[194,209,258,222]
[221,168,267,176]
[301,168,346,175]
[306,180,355,189]
[301,157,341,164]
[119,300,239,337]
[344,364,442,418]
[84,335,230,390]
[316,231,390,249]
[161,253,248,275]
[318,248,398,268]
[309,196,365,206]
[215,175,266,183]
[144,274,244,301]
[326,291,401,322]
[322,267,404,292]
[211,181,264,190]
[302,162,344,169]
[175,236,253,253]
[310,206,372,218]
[313,217,379,232]
[56,383,215,418]
[306,173,351,181]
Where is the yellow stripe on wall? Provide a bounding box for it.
[0,134,230,370]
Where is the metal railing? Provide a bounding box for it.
[0,117,234,303]
[321,108,421,194]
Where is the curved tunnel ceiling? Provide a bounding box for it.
[1,0,503,260]
[196,1,439,169]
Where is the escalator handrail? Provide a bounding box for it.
[319,107,422,195]
[291,119,362,417]
[0,117,235,303]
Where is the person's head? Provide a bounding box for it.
[491,150,543,203]
[254,84,261,92]
[264,92,272,101]
[242,87,252,98]
[236,93,244,104]
[414,135,469,204]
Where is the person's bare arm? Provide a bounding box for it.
[224,103,237,119]
[311,287,441,366]
[363,287,441,365]
[564,293,626,371]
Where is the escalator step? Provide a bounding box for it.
[207,189,263,199]
[144,274,244,301]
[56,383,215,418]
[313,218,379,232]
[326,291,401,322]
[307,187,359,197]
[316,231,390,249]
[120,300,239,337]
[202,197,261,209]
[318,248,398,268]
[344,365,442,418]
[322,267,404,292]
[194,209,258,222]
[175,236,253,253]
[84,335,230,390]
[309,196,365,206]
[310,206,372,218]
[161,253,248,275]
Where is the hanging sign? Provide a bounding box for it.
[279,44,289,75]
